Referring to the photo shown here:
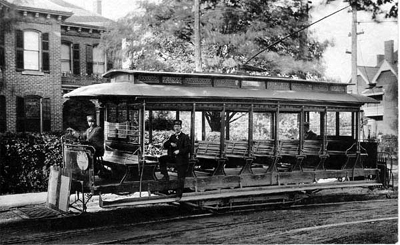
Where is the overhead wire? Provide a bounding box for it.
[243,4,352,65]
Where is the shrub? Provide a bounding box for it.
[0,132,63,194]
[378,134,398,157]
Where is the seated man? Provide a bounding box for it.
[304,122,318,140]
[158,120,191,199]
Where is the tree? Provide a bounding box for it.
[342,0,398,19]
[100,0,397,132]
[102,0,332,78]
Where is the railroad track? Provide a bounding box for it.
[1,198,397,244]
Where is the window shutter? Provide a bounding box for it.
[86,45,93,75]
[43,98,51,131]
[16,96,25,132]
[42,33,50,73]
[15,30,24,71]
[72,43,80,75]
[107,60,113,71]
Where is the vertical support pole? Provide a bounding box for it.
[322,107,327,153]
[176,111,180,121]
[149,110,153,143]
[356,110,360,151]
[351,112,355,138]
[140,102,146,160]
[194,0,202,72]
[351,1,358,94]
[95,100,105,130]
[336,112,340,136]
[305,111,310,123]
[270,112,275,139]
[202,111,206,140]
[226,112,230,140]
[220,104,226,158]
[248,105,254,156]
[299,107,305,152]
[187,103,198,178]
[274,104,280,155]
[191,103,196,160]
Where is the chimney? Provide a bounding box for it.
[93,0,102,15]
[384,40,394,64]
[377,54,384,65]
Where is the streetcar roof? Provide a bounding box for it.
[103,69,347,86]
[64,82,378,105]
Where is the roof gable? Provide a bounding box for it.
[49,0,113,27]
[2,0,72,16]
[371,60,398,84]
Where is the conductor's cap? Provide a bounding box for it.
[173,120,182,126]
[87,115,95,122]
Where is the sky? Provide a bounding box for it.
[66,0,398,83]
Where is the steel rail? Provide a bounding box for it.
[2,198,396,244]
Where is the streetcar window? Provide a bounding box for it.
[253,112,272,140]
[308,112,320,135]
[339,112,352,136]
[326,112,336,136]
[279,113,299,140]
[228,112,248,141]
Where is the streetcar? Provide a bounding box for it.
[57,70,392,212]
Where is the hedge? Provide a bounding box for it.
[0,132,63,195]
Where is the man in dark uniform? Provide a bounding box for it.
[159,120,191,199]
[304,122,318,140]
[82,115,105,157]
[68,115,105,173]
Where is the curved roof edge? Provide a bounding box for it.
[64,82,378,105]
[102,69,348,86]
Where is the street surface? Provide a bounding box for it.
[0,189,397,244]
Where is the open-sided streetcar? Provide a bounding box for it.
[58,70,392,212]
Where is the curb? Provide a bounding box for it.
[0,192,47,209]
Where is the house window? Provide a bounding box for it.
[61,43,80,75]
[16,96,51,132]
[61,43,71,73]
[87,44,112,76]
[93,45,105,74]
[15,30,50,72]
[0,95,5,132]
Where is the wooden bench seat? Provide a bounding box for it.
[302,140,328,170]
[225,140,254,175]
[252,140,276,158]
[102,148,157,182]
[195,141,226,176]
[195,141,221,160]
[225,140,248,159]
[277,140,303,171]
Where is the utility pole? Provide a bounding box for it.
[299,0,310,60]
[194,0,202,72]
[351,1,358,94]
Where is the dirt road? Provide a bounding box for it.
[1,194,397,244]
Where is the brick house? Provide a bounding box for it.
[348,40,398,139]
[0,0,112,132]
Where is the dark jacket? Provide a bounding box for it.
[83,125,105,157]
[163,132,191,166]
[304,130,318,140]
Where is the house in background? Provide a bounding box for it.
[348,40,398,139]
[0,0,113,133]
